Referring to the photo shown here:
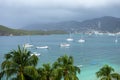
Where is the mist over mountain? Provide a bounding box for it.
[22,16,120,33]
[22,21,81,31]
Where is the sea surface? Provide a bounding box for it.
[0,34,120,80]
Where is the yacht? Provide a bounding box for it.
[78,39,85,43]
[60,43,70,47]
[23,43,33,48]
[23,35,33,48]
[66,38,73,41]
[36,46,49,49]
[66,33,73,41]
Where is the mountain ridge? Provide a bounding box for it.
[22,16,120,33]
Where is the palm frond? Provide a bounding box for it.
[111,73,120,80]
[24,66,38,79]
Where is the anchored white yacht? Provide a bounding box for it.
[23,43,33,48]
[36,46,49,49]
[60,43,70,47]
[66,33,74,41]
[78,39,85,43]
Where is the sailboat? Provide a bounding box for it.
[23,43,33,48]
[78,35,85,43]
[23,35,33,48]
[66,33,73,41]
[78,39,85,43]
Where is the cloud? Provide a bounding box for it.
[0,0,120,28]
[1,0,120,8]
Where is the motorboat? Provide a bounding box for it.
[66,38,73,41]
[60,43,70,47]
[36,46,49,49]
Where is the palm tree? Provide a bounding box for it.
[53,55,80,80]
[111,73,120,80]
[37,63,58,80]
[0,46,39,80]
[96,64,120,80]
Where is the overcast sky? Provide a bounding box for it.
[0,0,120,28]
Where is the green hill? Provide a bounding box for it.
[0,25,67,36]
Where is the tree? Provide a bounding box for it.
[96,64,120,80]
[37,63,58,80]
[111,73,120,80]
[0,46,38,80]
[53,55,80,80]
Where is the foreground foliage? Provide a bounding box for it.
[0,46,80,80]
[53,55,80,80]
[0,46,38,80]
[96,64,120,80]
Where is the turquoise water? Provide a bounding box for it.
[0,34,120,80]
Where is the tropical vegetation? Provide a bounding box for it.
[96,64,120,80]
[0,46,38,80]
[0,46,80,80]
[53,55,80,80]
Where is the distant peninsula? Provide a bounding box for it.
[0,25,67,36]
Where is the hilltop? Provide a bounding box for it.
[22,16,120,33]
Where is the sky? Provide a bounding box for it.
[0,0,120,28]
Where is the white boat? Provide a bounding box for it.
[66,38,73,41]
[66,33,74,41]
[60,43,70,47]
[78,39,85,43]
[23,36,33,48]
[23,43,33,48]
[36,46,49,49]
[77,65,83,68]
[31,52,41,56]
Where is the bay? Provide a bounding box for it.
[0,34,120,80]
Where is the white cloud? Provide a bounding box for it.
[1,0,120,8]
[0,0,120,28]
[75,0,120,8]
